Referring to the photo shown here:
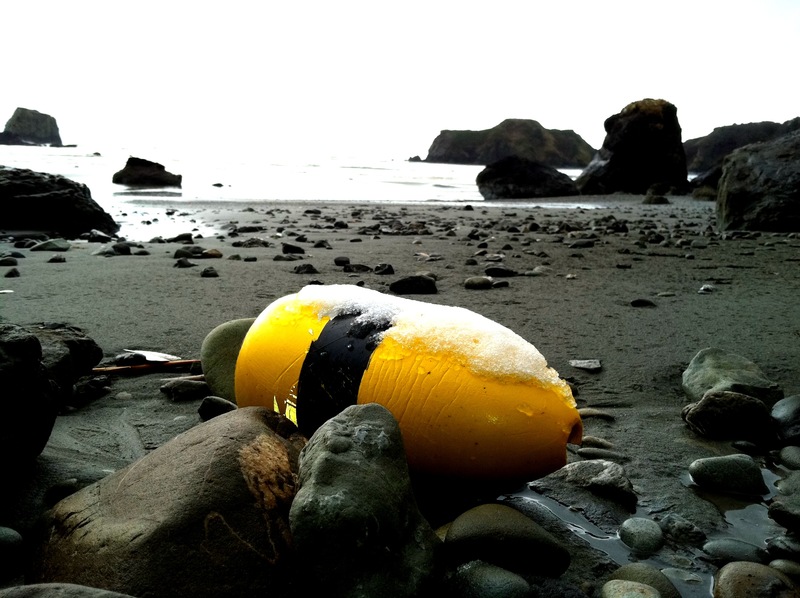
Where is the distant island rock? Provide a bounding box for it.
[0,107,63,146]
[575,98,688,195]
[684,118,800,173]
[422,119,595,168]
[476,156,579,200]
[0,166,119,238]
[112,157,182,187]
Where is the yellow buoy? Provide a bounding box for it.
[235,284,582,482]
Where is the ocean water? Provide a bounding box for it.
[1,143,588,238]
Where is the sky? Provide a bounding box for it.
[2,0,798,160]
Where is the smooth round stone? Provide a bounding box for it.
[601,579,660,598]
[618,517,664,556]
[464,276,494,290]
[452,561,530,598]
[609,562,681,598]
[703,538,769,565]
[781,446,800,470]
[688,454,768,496]
[199,318,256,402]
[713,561,798,597]
[770,559,800,583]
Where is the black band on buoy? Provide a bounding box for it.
[296,312,391,437]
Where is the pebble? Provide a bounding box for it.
[293,264,319,274]
[600,579,660,598]
[618,517,664,556]
[569,359,602,372]
[389,275,437,295]
[484,266,518,277]
[464,276,494,290]
[772,395,800,445]
[681,390,777,445]
[769,559,800,583]
[0,256,18,266]
[630,298,656,308]
[688,454,768,496]
[197,396,238,421]
[608,562,681,598]
[780,446,800,470]
[201,267,219,278]
[159,379,212,402]
[450,561,530,598]
[578,407,615,421]
[713,561,797,597]
[374,263,394,275]
[4,268,20,278]
[702,538,769,565]
[174,257,197,268]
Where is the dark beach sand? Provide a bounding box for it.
[2,194,800,588]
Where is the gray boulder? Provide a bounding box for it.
[682,347,783,405]
[30,407,307,598]
[112,157,182,187]
[476,156,579,199]
[289,403,441,598]
[575,98,688,195]
[716,130,800,231]
[424,119,595,168]
[0,167,119,238]
[2,107,62,146]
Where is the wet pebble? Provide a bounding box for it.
[688,454,768,496]
[658,513,707,547]
[618,517,664,556]
[772,395,800,445]
[600,579,660,598]
[608,562,681,598]
[769,559,800,584]
[443,504,570,578]
[703,538,769,565]
[282,242,305,254]
[780,446,800,469]
[713,561,797,597]
[449,561,530,598]
[681,390,777,445]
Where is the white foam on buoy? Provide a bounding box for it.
[294,284,563,387]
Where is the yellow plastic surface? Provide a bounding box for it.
[234,292,583,482]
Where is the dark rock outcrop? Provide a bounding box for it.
[0,324,59,467]
[716,130,800,231]
[30,407,306,598]
[112,157,182,187]
[424,119,595,168]
[476,156,579,199]
[575,99,688,195]
[1,108,62,146]
[0,167,119,238]
[684,118,800,173]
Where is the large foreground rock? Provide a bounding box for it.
[111,157,182,187]
[1,108,62,146]
[716,130,800,231]
[289,403,441,598]
[30,407,307,598]
[476,156,579,199]
[575,98,688,194]
[684,118,800,173]
[424,119,594,168]
[0,167,119,238]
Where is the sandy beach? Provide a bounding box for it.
[3,194,800,593]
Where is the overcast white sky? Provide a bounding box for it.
[2,0,798,159]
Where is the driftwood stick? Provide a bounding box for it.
[92,360,202,375]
